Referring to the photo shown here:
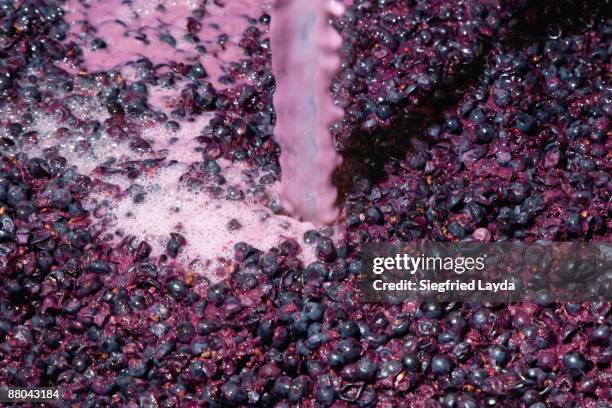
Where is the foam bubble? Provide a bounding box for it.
[94,162,319,282]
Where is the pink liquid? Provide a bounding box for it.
[64,0,347,225]
[270,0,345,224]
[16,0,347,281]
[64,0,266,87]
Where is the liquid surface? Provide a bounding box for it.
[64,0,265,87]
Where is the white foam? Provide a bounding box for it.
[140,112,206,164]
[16,108,141,177]
[95,162,318,281]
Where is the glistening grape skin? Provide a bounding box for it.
[0,0,611,407]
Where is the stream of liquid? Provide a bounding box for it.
[270,0,345,224]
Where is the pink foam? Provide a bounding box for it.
[271,0,345,224]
